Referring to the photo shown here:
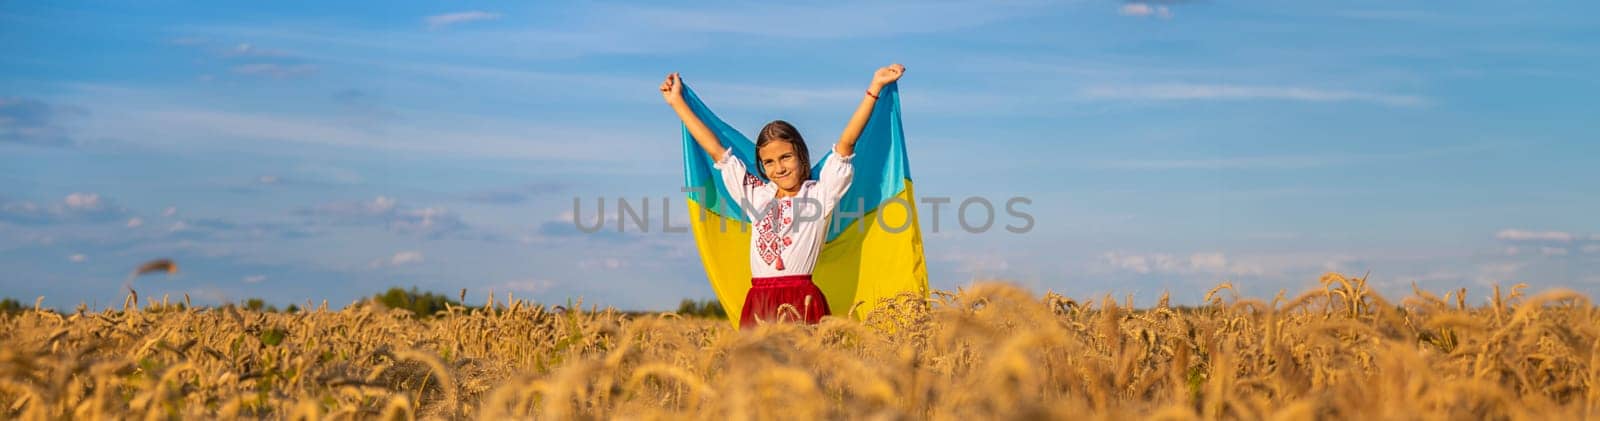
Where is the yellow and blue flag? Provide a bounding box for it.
[679,82,928,326]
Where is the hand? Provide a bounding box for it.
[870,63,905,90]
[660,72,684,105]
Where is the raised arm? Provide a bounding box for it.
[835,63,905,156]
[661,72,726,160]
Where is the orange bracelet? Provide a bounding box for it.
[866,89,879,99]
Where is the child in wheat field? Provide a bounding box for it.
[660,64,906,329]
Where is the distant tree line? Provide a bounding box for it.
[371,286,460,318]
[0,288,730,320]
[0,298,23,314]
[675,298,728,319]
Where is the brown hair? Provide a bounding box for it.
[754,120,812,182]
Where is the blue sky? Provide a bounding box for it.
[3,1,1597,310]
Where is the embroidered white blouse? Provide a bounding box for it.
[713,145,855,278]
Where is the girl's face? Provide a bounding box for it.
[758,141,804,191]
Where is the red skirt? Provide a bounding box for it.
[740,274,830,329]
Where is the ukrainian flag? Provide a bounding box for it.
[679,82,928,327]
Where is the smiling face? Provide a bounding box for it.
[755,120,811,194]
[758,140,806,192]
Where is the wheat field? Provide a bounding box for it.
[1,273,1596,420]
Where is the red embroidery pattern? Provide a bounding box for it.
[756,198,793,270]
[743,173,765,188]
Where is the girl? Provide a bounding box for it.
[660,64,906,328]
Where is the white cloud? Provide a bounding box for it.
[1119,3,1172,19]
[1322,256,1355,272]
[1495,229,1575,242]
[243,275,267,284]
[63,193,100,209]
[1189,252,1228,273]
[425,11,502,29]
[372,196,397,212]
[1582,244,1600,254]
[163,207,178,217]
[0,193,127,224]
[69,253,87,263]
[388,251,424,266]
[393,207,456,234]
[1504,247,1521,256]
[126,217,144,228]
[1103,252,1156,274]
[1079,84,1426,107]
[257,175,279,184]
